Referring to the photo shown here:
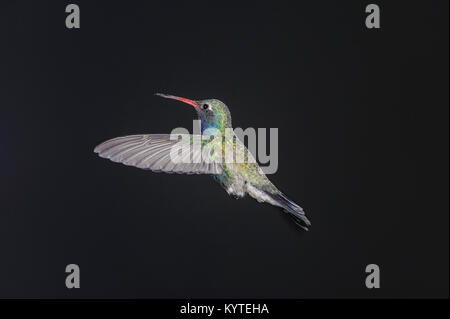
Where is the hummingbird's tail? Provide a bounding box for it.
[246,183,310,230]
[269,192,311,231]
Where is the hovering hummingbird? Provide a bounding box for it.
[94,93,311,230]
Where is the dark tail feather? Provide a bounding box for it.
[269,192,311,230]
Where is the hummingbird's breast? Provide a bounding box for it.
[212,136,273,198]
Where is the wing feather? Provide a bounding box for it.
[94,134,222,175]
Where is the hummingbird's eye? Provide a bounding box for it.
[202,104,209,110]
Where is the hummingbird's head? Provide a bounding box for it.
[156,93,232,132]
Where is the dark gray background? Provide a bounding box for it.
[0,0,448,298]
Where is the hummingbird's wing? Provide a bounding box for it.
[94,134,222,175]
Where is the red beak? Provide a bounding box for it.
[155,93,199,109]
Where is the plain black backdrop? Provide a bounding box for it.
[0,0,448,298]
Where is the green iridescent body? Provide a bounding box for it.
[187,97,309,230]
[197,99,278,198]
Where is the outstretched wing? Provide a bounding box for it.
[94,134,222,175]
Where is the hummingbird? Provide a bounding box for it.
[94,93,311,230]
